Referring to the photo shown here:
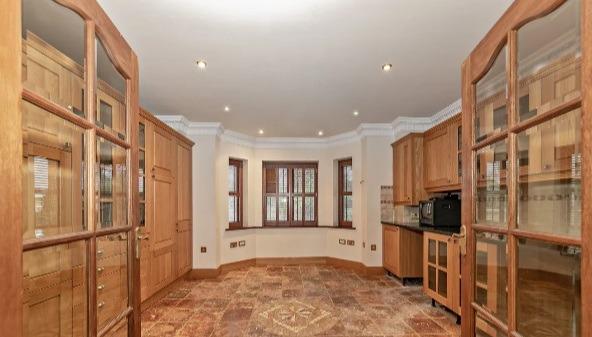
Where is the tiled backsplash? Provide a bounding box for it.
[380,186,419,223]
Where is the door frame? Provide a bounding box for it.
[460,0,591,336]
[0,0,141,336]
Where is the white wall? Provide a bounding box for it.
[188,132,393,269]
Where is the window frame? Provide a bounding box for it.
[338,158,353,228]
[262,161,318,227]
[228,159,243,229]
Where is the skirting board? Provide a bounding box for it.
[188,257,384,279]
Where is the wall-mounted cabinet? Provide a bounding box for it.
[392,133,426,205]
[423,115,462,192]
[139,109,194,303]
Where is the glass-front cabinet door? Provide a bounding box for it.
[461,0,588,336]
[20,1,140,337]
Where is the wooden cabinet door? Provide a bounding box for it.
[175,141,192,276]
[424,128,451,189]
[382,226,399,275]
[449,119,462,187]
[149,126,176,293]
[394,139,412,204]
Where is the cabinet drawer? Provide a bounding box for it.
[97,269,128,330]
[97,234,127,260]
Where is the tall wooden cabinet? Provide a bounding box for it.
[392,133,426,205]
[139,109,194,303]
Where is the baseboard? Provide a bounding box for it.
[141,271,190,312]
[189,257,384,279]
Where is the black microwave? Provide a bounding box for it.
[419,196,461,227]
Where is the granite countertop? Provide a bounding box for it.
[381,221,461,235]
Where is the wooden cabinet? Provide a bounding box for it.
[392,133,426,205]
[382,225,423,283]
[139,109,194,302]
[423,231,461,317]
[423,115,462,192]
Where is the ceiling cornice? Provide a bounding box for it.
[156,98,461,148]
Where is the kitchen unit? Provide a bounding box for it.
[382,224,423,284]
[392,133,427,205]
[423,115,462,192]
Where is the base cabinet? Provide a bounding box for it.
[423,232,461,316]
[139,109,194,303]
[382,225,423,282]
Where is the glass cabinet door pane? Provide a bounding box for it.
[428,239,437,264]
[475,140,508,227]
[22,0,86,116]
[96,37,127,139]
[23,241,87,337]
[517,239,581,337]
[438,241,448,268]
[475,45,507,142]
[475,233,508,324]
[22,102,87,240]
[428,266,437,292]
[438,270,447,297]
[476,313,506,337]
[517,109,581,237]
[97,234,129,330]
[517,0,581,123]
[97,138,128,229]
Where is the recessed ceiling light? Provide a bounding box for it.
[224,106,230,112]
[196,60,207,69]
[353,110,359,116]
[318,130,324,136]
[382,63,393,72]
[258,129,264,135]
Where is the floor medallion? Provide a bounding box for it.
[254,299,338,336]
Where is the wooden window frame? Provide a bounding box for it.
[262,161,318,227]
[228,159,243,229]
[338,158,353,228]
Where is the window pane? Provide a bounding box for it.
[517,239,581,337]
[139,203,145,226]
[517,109,581,237]
[96,37,126,139]
[139,123,145,148]
[22,101,86,240]
[22,0,86,116]
[293,168,303,194]
[476,313,506,337]
[278,168,288,194]
[266,197,276,221]
[305,168,315,193]
[23,241,87,337]
[97,138,127,229]
[305,196,315,221]
[293,196,303,222]
[344,164,353,192]
[475,140,508,227]
[228,165,237,193]
[517,0,581,123]
[97,234,129,330]
[475,45,507,142]
[265,168,277,193]
[278,197,288,222]
[475,232,508,324]
[343,195,353,222]
[228,196,236,223]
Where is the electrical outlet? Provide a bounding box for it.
[200,246,207,253]
[339,239,346,245]
[370,244,377,251]
[362,242,366,248]
[238,240,246,247]
[230,242,238,248]
[347,240,355,246]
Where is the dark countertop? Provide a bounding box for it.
[381,221,460,236]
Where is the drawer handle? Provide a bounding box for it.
[97,250,104,256]
[97,267,104,273]
[97,284,105,291]
[98,301,105,309]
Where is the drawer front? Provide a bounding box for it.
[97,268,128,329]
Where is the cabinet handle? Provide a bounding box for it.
[97,284,105,291]
[97,250,104,256]
[98,301,105,309]
[97,267,104,273]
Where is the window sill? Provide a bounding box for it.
[225,225,356,231]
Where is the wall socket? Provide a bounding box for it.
[339,239,346,245]
[238,240,246,247]
[230,242,238,248]
[370,244,377,251]
[200,246,207,253]
[347,240,355,246]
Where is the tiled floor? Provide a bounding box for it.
[141,264,461,337]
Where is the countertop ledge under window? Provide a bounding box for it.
[226,225,356,231]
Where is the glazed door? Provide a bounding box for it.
[461,0,589,336]
[17,1,142,337]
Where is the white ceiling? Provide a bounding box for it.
[98,0,512,137]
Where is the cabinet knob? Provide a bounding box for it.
[97,284,105,291]
[98,301,105,309]
[97,267,104,273]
